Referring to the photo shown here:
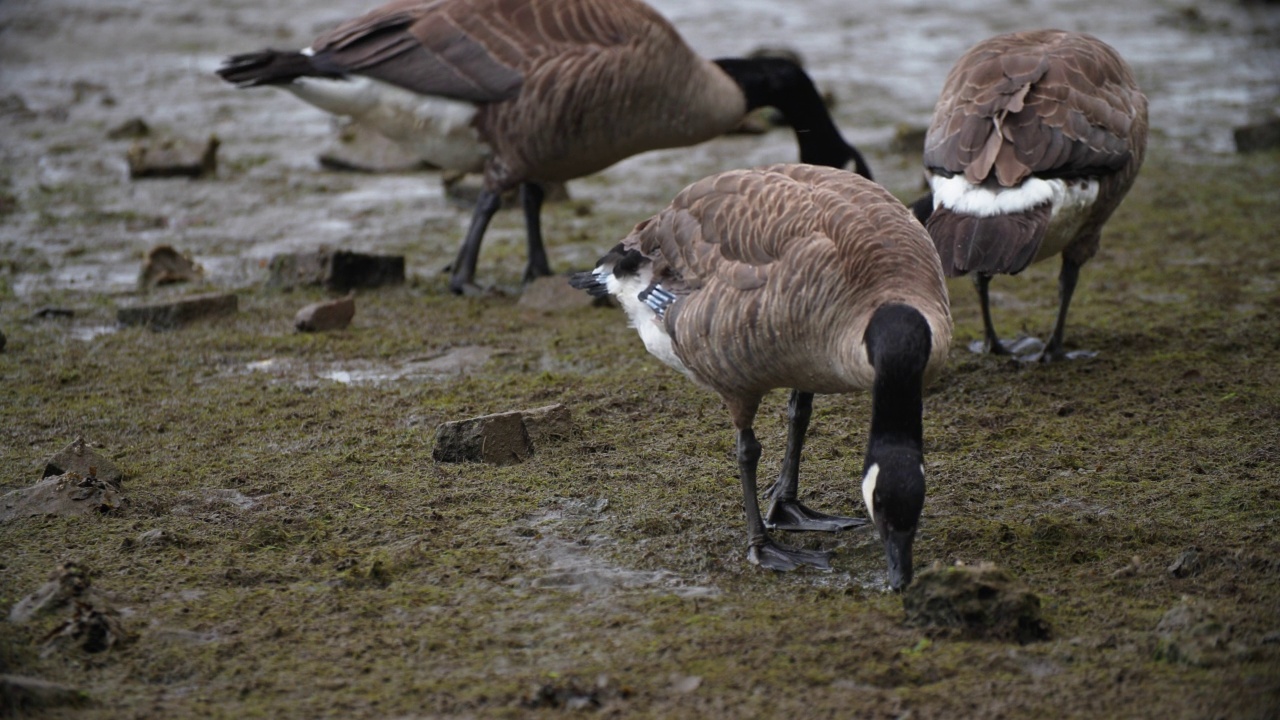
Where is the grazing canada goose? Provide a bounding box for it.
[571,164,951,590]
[914,30,1147,361]
[217,0,871,295]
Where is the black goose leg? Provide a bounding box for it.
[1031,255,1096,362]
[449,189,503,295]
[738,427,833,572]
[765,391,864,532]
[968,273,1043,356]
[521,182,552,283]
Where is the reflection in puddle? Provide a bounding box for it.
[513,498,719,598]
[244,346,496,385]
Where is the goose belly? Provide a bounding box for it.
[287,77,489,173]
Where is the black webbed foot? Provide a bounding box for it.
[765,499,865,532]
[747,539,833,572]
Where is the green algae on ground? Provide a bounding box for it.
[2,150,1279,718]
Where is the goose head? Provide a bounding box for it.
[861,447,925,592]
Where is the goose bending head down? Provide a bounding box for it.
[913,30,1147,361]
[571,164,951,591]
[216,0,871,295]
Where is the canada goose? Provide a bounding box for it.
[217,0,871,295]
[914,30,1147,361]
[571,164,951,590]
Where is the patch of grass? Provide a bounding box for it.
[1,150,1278,718]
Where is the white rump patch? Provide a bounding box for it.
[286,76,488,173]
[930,174,1056,217]
[861,463,880,527]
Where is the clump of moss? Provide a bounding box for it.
[903,562,1051,644]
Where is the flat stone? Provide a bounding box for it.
[1167,548,1202,578]
[138,244,202,290]
[43,437,122,484]
[517,275,604,313]
[0,675,88,714]
[1234,118,1280,153]
[295,293,355,332]
[433,410,532,466]
[903,562,1050,643]
[521,403,575,447]
[267,249,404,292]
[0,472,126,524]
[117,291,237,330]
[126,134,219,179]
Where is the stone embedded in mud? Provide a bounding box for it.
[1167,548,1202,578]
[43,437,122,485]
[9,562,93,623]
[521,403,576,447]
[2,469,126,524]
[138,244,203,290]
[433,404,576,465]
[0,675,88,714]
[116,291,237,330]
[433,410,532,465]
[126,134,219,179]
[267,249,405,292]
[1154,599,1244,667]
[902,562,1051,644]
[294,293,355,332]
[1234,118,1280,153]
[517,275,605,313]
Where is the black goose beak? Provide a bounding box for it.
[884,528,916,592]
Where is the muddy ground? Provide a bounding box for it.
[2,0,1279,717]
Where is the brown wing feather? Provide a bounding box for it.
[923,30,1145,187]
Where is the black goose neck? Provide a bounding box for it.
[863,304,931,446]
[714,57,872,180]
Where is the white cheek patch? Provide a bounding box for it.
[861,463,880,526]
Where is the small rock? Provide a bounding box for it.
[267,249,404,292]
[138,244,203,290]
[43,437,123,485]
[0,675,88,714]
[0,471,126,524]
[433,410,532,465]
[1168,548,1202,578]
[1155,599,1241,667]
[116,291,237,330]
[1110,555,1142,579]
[127,134,219,179]
[518,275,605,313]
[107,117,150,140]
[1233,118,1280,153]
[9,562,92,623]
[294,293,355,332]
[521,404,576,447]
[318,120,438,173]
[903,562,1051,643]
